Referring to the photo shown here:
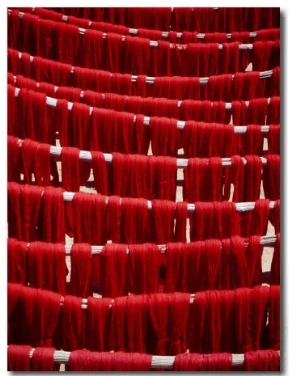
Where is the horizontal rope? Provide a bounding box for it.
[16,235,276,256]
[11,73,278,112]
[61,190,276,213]
[19,347,279,368]
[13,87,274,134]
[9,9,264,50]
[15,50,275,84]
[10,284,274,309]
[15,8,280,42]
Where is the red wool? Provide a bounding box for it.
[150,116,179,157]
[124,294,149,353]
[32,56,72,86]
[220,239,233,290]
[267,96,280,124]
[245,235,263,287]
[111,352,152,371]
[211,102,231,124]
[270,233,280,285]
[86,297,112,351]
[231,100,248,125]
[20,138,38,184]
[214,201,240,239]
[112,153,146,198]
[223,42,241,73]
[208,74,233,102]
[234,72,260,101]
[219,290,236,352]
[180,100,212,122]
[152,38,171,77]
[174,201,188,242]
[203,239,222,290]
[267,285,280,350]
[83,89,106,107]
[152,40,171,75]
[7,135,22,183]
[148,293,169,355]
[55,23,80,66]
[31,347,56,371]
[54,98,69,147]
[243,155,263,201]
[60,295,86,351]
[7,49,28,80]
[249,285,269,350]
[173,352,232,371]
[7,10,21,49]
[13,87,48,142]
[60,147,81,191]
[72,192,108,244]
[167,292,190,355]
[150,97,179,119]
[106,196,122,243]
[124,35,151,76]
[7,281,22,309]
[7,238,27,284]
[230,155,245,202]
[40,187,65,243]
[7,345,32,371]
[38,81,56,97]
[69,243,92,298]
[246,97,269,124]
[150,199,176,243]
[183,158,223,202]
[8,84,17,136]
[56,86,82,102]
[234,288,251,352]
[187,241,208,292]
[81,29,105,69]
[269,66,280,98]
[270,199,280,233]
[103,92,126,113]
[189,202,215,241]
[108,296,128,351]
[18,13,39,55]
[37,20,57,60]
[68,102,92,151]
[257,28,280,41]
[165,242,188,292]
[250,198,271,236]
[252,41,279,71]
[244,350,280,371]
[131,74,147,97]
[267,125,280,154]
[182,121,210,158]
[263,154,280,200]
[111,72,133,95]
[152,156,177,201]
[91,151,110,195]
[99,243,128,297]
[7,183,22,239]
[18,286,61,347]
[27,241,66,294]
[203,290,223,353]
[188,291,207,353]
[133,114,151,154]
[8,283,23,344]
[127,243,162,294]
[241,125,264,155]
[69,349,96,371]
[34,142,52,186]
[20,184,44,242]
